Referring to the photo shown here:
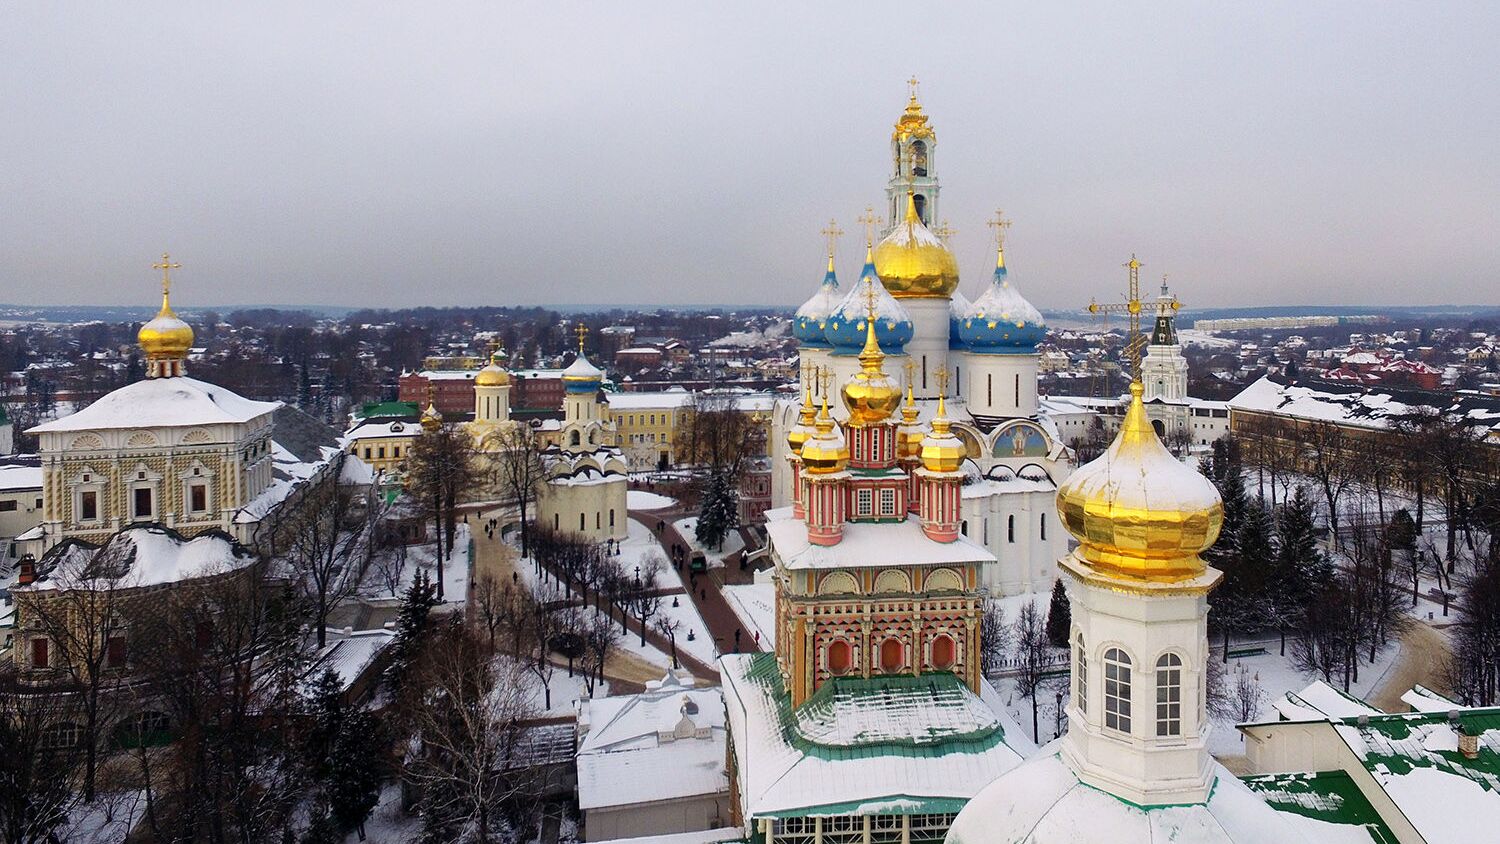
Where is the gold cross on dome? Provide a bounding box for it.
[862,278,879,322]
[153,252,181,296]
[987,210,1011,250]
[574,323,588,354]
[903,357,917,389]
[820,219,844,259]
[817,366,832,394]
[933,219,955,245]
[907,75,920,101]
[934,367,949,397]
[857,206,880,247]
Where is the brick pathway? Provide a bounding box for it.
[633,511,767,658]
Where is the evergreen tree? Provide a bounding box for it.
[1211,494,1274,660]
[325,707,383,839]
[385,569,438,696]
[695,471,739,551]
[1044,578,1071,647]
[1270,487,1329,654]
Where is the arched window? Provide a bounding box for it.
[911,140,928,177]
[570,430,581,447]
[827,640,852,675]
[913,194,927,224]
[1104,648,1132,733]
[931,634,955,669]
[1156,653,1183,737]
[880,638,903,673]
[1075,634,1087,714]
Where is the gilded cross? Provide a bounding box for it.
[817,366,833,395]
[1086,254,1147,382]
[934,367,950,398]
[907,75,920,101]
[933,219,955,245]
[857,206,880,246]
[986,210,1011,251]
[574,323,589,354]
[903,357,917,392]
[862,277,879,322]
[153,253,181,296]
[820,219,844,259]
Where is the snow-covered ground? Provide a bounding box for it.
[494,653,608,717]
[674,517,745,566]
[369,524,472,604]
[655,590,719,665]
[725,582,776,648]
[627,490,678,509]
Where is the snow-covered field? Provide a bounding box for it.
[674,517,745,565]
[368,524,472,604]
[655,590,719,665]
[724,582,776,649]
[627,490,678,509]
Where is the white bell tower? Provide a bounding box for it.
[885,77,939,233]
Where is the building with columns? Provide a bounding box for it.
[774,87,1068,597]
[720,313,1030,841]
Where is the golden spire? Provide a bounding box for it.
[477,338,510,387]
[987,210,1012,269]
[787,360,818,455]
[138,252,194,371]
[902,358,919,422]
[931,369,951,436]
[153,253,181,311]
[421,382,443,430]
[920,369,963,472]
[840,282,903,427]
[801,367,849,474]
[821,219,844,272]
[857,206,880,248]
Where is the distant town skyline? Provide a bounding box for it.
[3,3,1498,310]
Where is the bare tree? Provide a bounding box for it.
[408,421,481,598]
[371,534,409,598]
[473,574,523,655]
[1231,665,1268,723]
[522,582,560,711]
[655,616,682,669]
[1303,420,1357,548]
[0,665,88,844]
[1447,560,1500,706]
[581,612,619,695]
[487,424,548,558]
[978,599,1010,679]
[626,555,665,648]
[402,618,541,844]
[275,457,380,647]
[1011,599,1051,743]
[674,392,758,479]
[14,537,140,803]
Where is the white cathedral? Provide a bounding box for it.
[770,88,1070,597]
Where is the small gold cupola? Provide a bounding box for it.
[840,283,903,426]
[137,253,195,378]
[799,391,849,475]
[786,374,818,455]
[920,374,965,473]
[1056,382,1223,581]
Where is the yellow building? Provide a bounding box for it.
[606,393,692,470]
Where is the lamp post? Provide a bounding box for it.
[1054,688,1064,739]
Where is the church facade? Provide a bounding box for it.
[772,89,1068,597]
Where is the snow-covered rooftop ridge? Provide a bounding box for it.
[1229,374,1500,436]
[766,513,996,571]
[25,525,257,591]
[948,748,1381,844]
[576,676,728,811]
[793,673,1001,749]
[29,376,280,434]
[1271,680,1383,722]
[0,460,43,491]
[720,653,1027,818]
[966,273,1044,327]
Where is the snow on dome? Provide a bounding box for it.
[947,750,1358,844]
[562,352,604,393]
[823,265,914,354]
[949,288,971,349]
[794,258,841,348]
[1056,383,1222,580]
[960,258,1045,354]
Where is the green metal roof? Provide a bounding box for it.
[1241,771,1398,843]
[743,652,1009,760]
[356,400,419,420]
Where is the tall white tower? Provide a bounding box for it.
[1054,383,1225,805]
[1141,279,1188,405]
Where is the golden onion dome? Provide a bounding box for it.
[892,91,934,142]
[919,395,965,473]
[420,400,443,432]
[840,301,902,426]
[476,349,510,387]
[786,385,818,455]
[799,397,848,475]
[138,288,194,361]
[1056,382,1224,581]
[896,381,925,459]
[873,191,960,299]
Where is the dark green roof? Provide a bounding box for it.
[356,401,419,420]
[1241,771,1398,843]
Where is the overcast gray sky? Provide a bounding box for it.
[2,2,1497,311]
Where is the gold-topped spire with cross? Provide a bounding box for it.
[933,219,955,246]
[857,206,881,248]
[153,252,181,299]
[574,322,589,355]
[1087,254,1147,382]
[908,75,920,101]
[821,219,844,260]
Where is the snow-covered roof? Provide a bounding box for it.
[29,376,280,433]
[0,460,42,492]
[576,674,727,811]
[720,652,1029,818]
[344,418,420,440]
[1270,680,1382,722]
[948,748,1382,844]
[1229,375,1500,439]
[23,526,257,591]
[307,627,396,693]
[764,510,996,571]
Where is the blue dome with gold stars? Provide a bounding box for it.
[959,251,1045,354]
[794,256,841,348]
[824,249,914,355]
